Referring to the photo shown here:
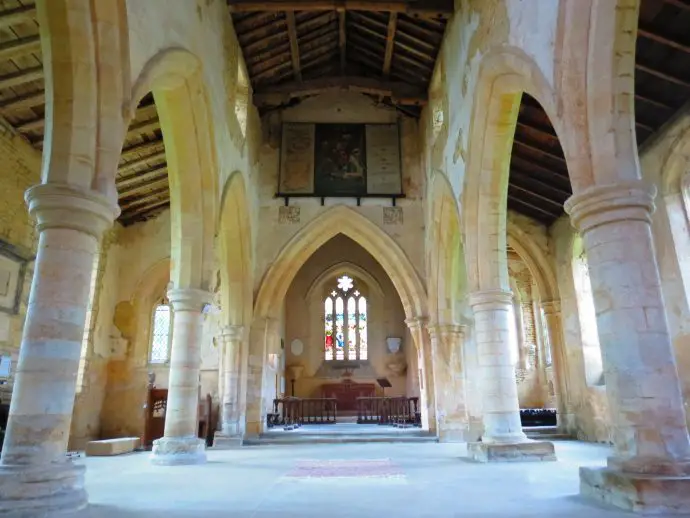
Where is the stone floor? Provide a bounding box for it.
[63,441,675,517]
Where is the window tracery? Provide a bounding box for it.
[324,275,368,361]
[149,297,173,364]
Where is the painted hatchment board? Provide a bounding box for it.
[279,123,315,194]
[365,124,402,194]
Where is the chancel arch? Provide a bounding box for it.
[248,206,429,436]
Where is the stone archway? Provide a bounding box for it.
[245,206,428,436]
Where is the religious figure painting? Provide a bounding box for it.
[314,124,367,196]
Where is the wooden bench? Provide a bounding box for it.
[85,437,140,456]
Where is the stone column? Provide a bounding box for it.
[427,324,468,442]
[0,184,118,515]
[406,318,436,434]
[541,300,573,431]
[244,318,275,437]
[151,288,211,466]
[214,325,244,447]
[468,289,555,462]
[566,181,690,512]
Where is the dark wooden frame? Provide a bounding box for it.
[0,239,32,315]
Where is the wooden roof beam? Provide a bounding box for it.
[120,198,171,224]
[513,139,566,164]
[510,155,571,185]
[127,117,160,136]
[0,91,44,111]
[0,66,42,90]
[636,63,690,89]
[117,172,169,198]
[17,117,44,133]
[120,139,165,162]
[0,36,41,62]
[0,4,37,29]
[638,25,690,55]
[635,93,672,110]
[118,150,167,175]
[338,10,347,74]
[507,194,560,218]
[253,75,427,105]
[228,1,454,18]
[508,183,564,209]
[120,189,170,211]
[286,11,302,82]
[382,12,398,78]
[117,164,168,190]
[509,168,572,198]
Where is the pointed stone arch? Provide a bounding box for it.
[254,206,427,321]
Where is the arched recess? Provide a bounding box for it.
[427,171,466,326]
[305,262,385,301]
[255,206,427,322]
[463,47,577,294]
[506,222,557,304]
[218,171,253,326]
[38,0,130,200]
[127,48,219,291]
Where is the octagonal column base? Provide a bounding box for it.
[0,462,86,517]
[150,436,206,466]
[467,440,556,462]
[580,466,690,514]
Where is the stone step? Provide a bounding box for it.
[524,426,572,440]
[85,437,140,456]
[244,432,438,446]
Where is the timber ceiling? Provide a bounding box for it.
[0,0,688,227]
[509,0,690,225]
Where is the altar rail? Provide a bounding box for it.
[268,397,338,428]
[356,397,421,427]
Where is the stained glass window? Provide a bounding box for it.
[150,303,172,364]
[324,275,368,361]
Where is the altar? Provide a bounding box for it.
[320,379,376,413]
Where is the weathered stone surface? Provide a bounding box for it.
[468,440,556,463]
[150,436,206,466]
[85,437,140,457]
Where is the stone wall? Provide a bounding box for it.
[283,235,411,401]
[0,125,40,386]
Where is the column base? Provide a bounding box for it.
[150,436,206,466]
[212,433,244,449]
[467,440,556,462]
[438,425,469,443]
[0,462,86,517]
[580,466,690,514]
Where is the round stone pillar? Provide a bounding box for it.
[427,324,468,442]
[216,325,244,445]
[0,184,118,515]
[151,288,212,466]
[468,289,555,462]
[541,300,573,431]
[405,318,436,434]
[566,181,690,512]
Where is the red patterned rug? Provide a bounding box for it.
[286,459,404,479]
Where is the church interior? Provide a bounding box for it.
[2,0,690,516]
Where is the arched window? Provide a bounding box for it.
[324,275,368,361]
[149,298,173,364]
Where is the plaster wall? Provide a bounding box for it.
[283,235,411,401]
[254,92,426,291]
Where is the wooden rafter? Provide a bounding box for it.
[118,150,167,175]
[508,183,564,209]
[0,4,37,29]
[0,36,41,61]
[513,139,566,164]
[253,75,427,105]
[507,194,559,217]
[127,117,160,136]
[338,10,346,74]
[228,0,454,18]
[120,199,171,223]
[510,155,570,185]
[0,91,44,111]
[117,169,169,196]
[636,63,690,88]
[638,25,690,54]
[509,169,571,198]
[120,139,165,162]
[382,12,398,77]
[663,0,690,11]
[17,117,44,133]
[286,11,302,82]
[635,93,672,110]
[0,66,43,90]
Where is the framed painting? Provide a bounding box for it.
[279,123,315,194]
[314,124,367,196]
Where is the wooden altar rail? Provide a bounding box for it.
[268,397,338,428]
[356,397,421,427]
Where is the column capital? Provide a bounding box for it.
[541,299,561,315]
[469,289,512,310]
[404,316,428,332]
[25,183,120,238]
[426,323,465,339]
[218,324,245,342]
[564,180,656,234]
[167,288,213,312]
